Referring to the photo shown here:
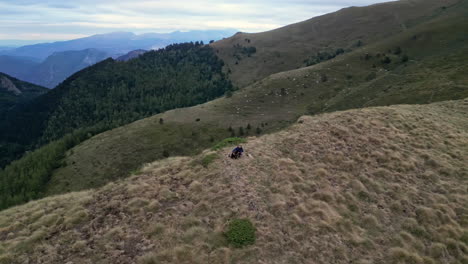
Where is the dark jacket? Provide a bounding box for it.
[233,147,244,153]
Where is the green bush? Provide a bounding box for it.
[212,137,246,150]
[401,54,409,63]
[201,153,218,167]
[225,219,256,247]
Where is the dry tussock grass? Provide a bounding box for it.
[0,99,467,263]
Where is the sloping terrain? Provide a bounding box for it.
[0,72,48,113]
[40,0,468,197]
[0,99,467,263]
[212,0,460,88]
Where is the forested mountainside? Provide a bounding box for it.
[0,42,233,208]
[0,72,47,113]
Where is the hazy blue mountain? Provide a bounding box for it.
[0,47,16,52]
[0,30,237,60]
[0,49,110,89]
[26,49,110,88]
[0,55,40,79]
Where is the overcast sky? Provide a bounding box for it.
[0,0,390,43]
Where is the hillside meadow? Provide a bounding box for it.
[0,99,467,263]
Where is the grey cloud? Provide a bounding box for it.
[0,0,390,41]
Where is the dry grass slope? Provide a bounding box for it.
[1,99,467,263]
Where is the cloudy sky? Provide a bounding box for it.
[0,0,390,44]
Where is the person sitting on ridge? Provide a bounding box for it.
[230,145,244,159]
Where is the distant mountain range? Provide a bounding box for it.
[0,49,110,88]
[28,49,110,88]
[0,55,39,79]
[0,30,237,61]
[0,30,237,88]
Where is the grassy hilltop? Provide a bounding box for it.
[0,99,467,263]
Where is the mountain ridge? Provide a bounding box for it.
[212,0,460,88]
[0,29,237,60]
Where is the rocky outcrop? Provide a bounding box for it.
[0,76,21,95]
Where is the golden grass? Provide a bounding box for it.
[0,99,467,263]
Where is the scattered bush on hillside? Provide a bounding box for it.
[304,48,347,66]
[200,153,218,168]
[256,127,262,135]
[401,55,409,63]
[242,46,257,57]
[159,118,164,125]
[225,218,256,247]
[232,44,257,58]
[238,127,245,136]
[211,137,246,150]
[393,46,402,55]
[321,74,328,82]
[381,56,392,64]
